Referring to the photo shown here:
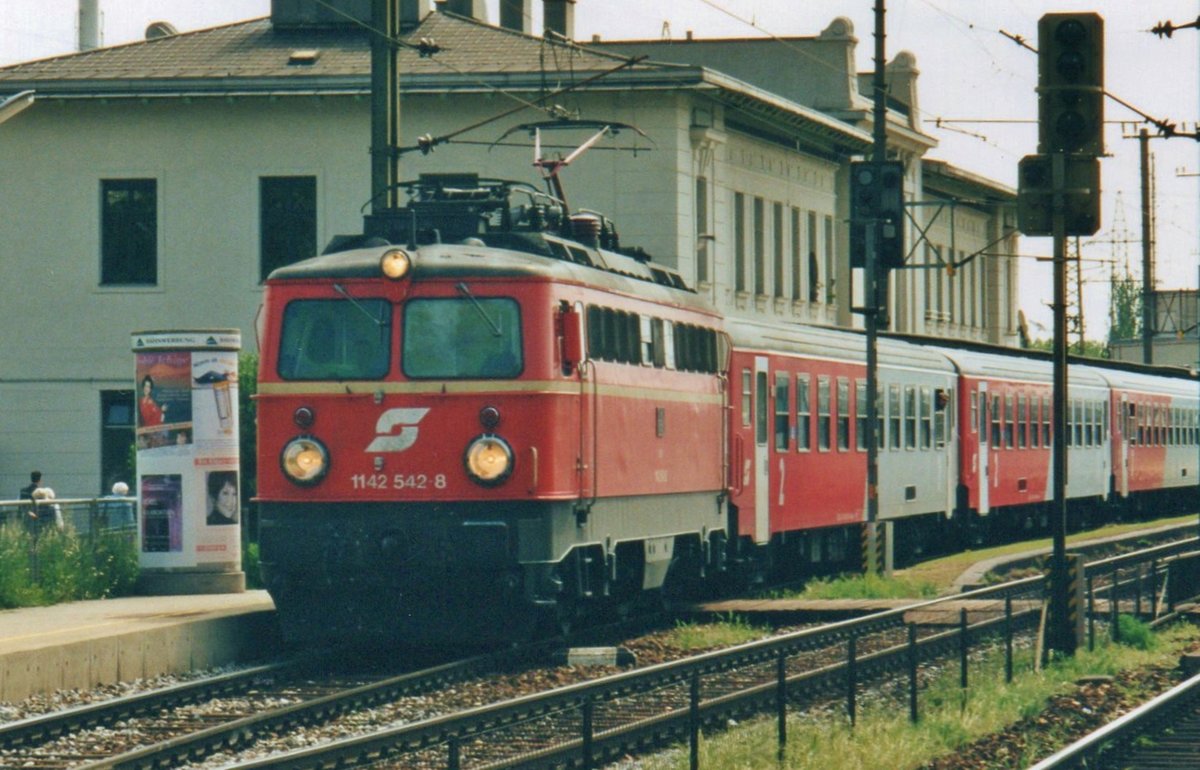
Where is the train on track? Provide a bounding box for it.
[255,171,1199,648]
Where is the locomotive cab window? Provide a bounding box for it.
[403,297,522,379]
[278,298,391,380]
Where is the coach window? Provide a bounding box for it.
[934,389,948,449]
[741,369,752,427]
[1030,398,1040,449]
[818,377,832,451]
[1075,400,1085,447]
[904,386,917,449]
[1004,395,1015,448]
[1017,395,1027,448]
[856,381,867,451]
[756,371,770,447]
[775,372,790,451]
[837,378,851,451]
[991,395,1002,447]
[889,385,902,450]
[651,318,666,367]
[1042,396,1052,447]
[639,316,654,365]
[663,321,677,370]
[796,374,811,451]
[919,387,932,450]
[970,390,978,436]
[876,385,885,449]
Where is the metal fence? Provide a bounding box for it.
[0,496,137,537]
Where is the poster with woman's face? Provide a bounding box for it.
[135,351,194,449]
[205,470,239,526]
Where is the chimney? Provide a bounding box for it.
[78,0,100,51]
[543,0,575,41]
[400,0,424,30]
[500,0,532,35]
[436,0,487,22]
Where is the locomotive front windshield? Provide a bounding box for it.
[403,297,523,379]
[278,299,391,380]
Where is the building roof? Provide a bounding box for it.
[0,10,871,155]
[0,12,640,94]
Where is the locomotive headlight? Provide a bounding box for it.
[463,435,514,486]
[281,437,329,486]
[380,248,411,280]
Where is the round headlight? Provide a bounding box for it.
[380,248,411,280]
[463,435,514,486]
[281,437,329,486]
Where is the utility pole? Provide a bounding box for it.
[1139,128,1156,363]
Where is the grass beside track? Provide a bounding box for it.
[637,621,1200,770]
[898,514,1197,590]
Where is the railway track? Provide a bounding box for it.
[0,650,513,769]
[3,530,1196,770]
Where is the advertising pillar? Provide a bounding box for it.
[131,330,244,594]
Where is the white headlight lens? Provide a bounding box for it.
[464,435,513,486]
[380,249,411,280]
[281,437,329,485]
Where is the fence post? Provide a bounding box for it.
[1111,564,1120,642]
[1134,564,1143,618]
[847,634,857,727]
[1150,560,1158,618]
[959,607,969,691]
[1087,575,1095,652]
[447,737,460,770]
[776,651,787,761]
[582,695,594,770]
[908,623,919,723]
[689,672,700,770]
[1004,595,1013,683]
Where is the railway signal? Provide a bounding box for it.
[1026,11,1105,660]
[1038,13,1104,156]
[1016,154,1101,236]
[849,160,905,270]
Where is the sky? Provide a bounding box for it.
[2,0,1198,340]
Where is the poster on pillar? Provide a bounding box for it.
[132,330,242,582]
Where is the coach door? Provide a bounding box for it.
[1117,394,1129,497]
[754,357,770,543]
[978,382,989,514]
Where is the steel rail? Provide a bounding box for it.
[0,660,297,749]
[224,601,1047,769]
[72,652,504,770]
[1027,670,1200,769]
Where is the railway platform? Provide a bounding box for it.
[0,591,277,702]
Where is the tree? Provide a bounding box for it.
[1109,270,1141,343]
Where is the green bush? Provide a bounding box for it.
[1115,614,1157,650]
[0,525,139,608]
[243,540,263,589]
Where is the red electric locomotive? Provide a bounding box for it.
[256,175,729,646]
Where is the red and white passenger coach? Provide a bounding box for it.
[255,174,1200,648]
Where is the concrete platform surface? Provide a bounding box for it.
[0,591,278,703]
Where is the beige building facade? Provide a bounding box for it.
[0,3,1018,495]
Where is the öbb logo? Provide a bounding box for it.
[366,408,430,452]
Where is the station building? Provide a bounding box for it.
[0,0,1018,496]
